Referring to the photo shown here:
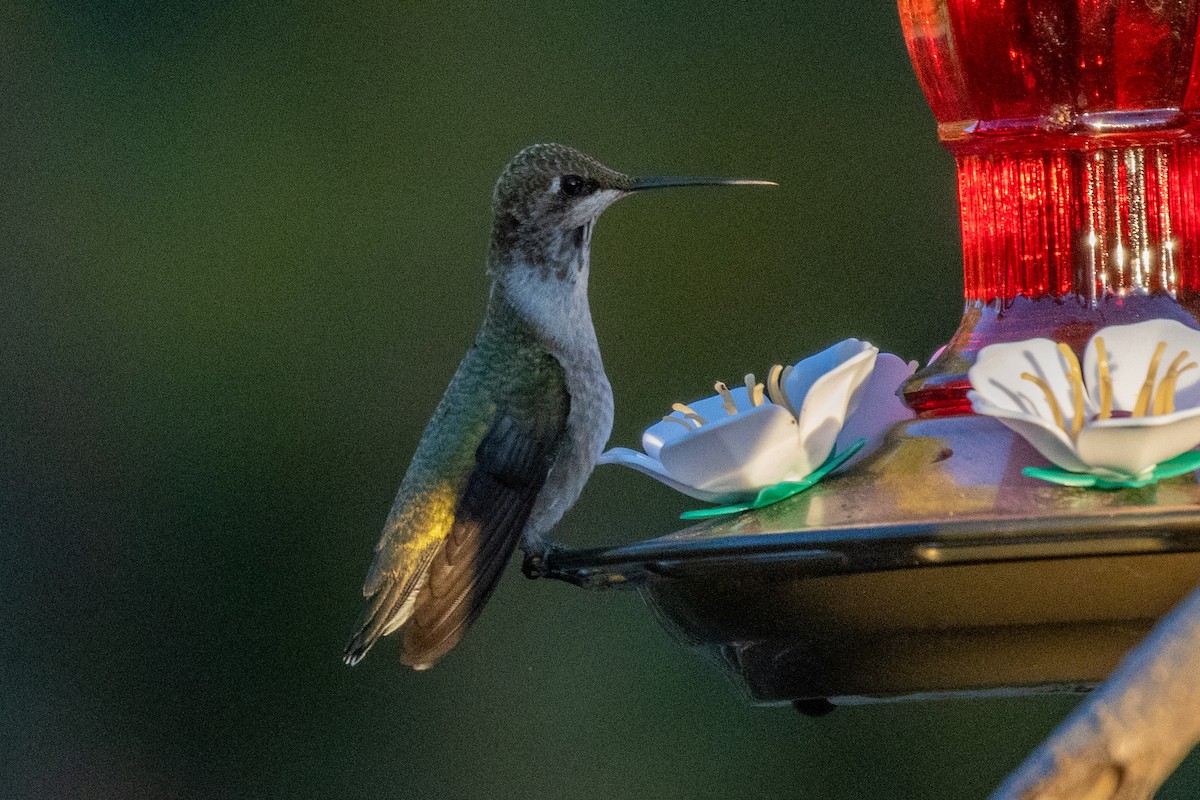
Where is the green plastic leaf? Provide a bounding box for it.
[1021,466,1099,487]
[680,439,866,520]
[678,501,755,520]
[1093,474,1155,490]
[1022,449,1200,490]
[1150,449,1200,481]
[752,480,812,508]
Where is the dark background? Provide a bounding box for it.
[4,1,1197,797]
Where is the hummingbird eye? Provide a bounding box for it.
[559,174,591,197]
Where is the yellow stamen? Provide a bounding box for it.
[1021,372,1067,433]
[714,382,738,416]
[1095,336,1113,420]
[1133,341,1168,417]
[662,415,693,432]
[671,402,708,427]
[766,365,784,405]
[1169,364,1198,415]
[745,374,765,407]
[1152,351,1189,415]
[1154,356,1197,415]
[765,364,796,415]
[1057,343,1086,436]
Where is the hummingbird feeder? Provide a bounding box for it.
[543,0,1200,707]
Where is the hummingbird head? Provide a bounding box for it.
[489,143,774,282]
[489,144,632,277]
[487,143,774,344]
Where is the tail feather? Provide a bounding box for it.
[400,477,531,669]
[343,399,564,669]
[343,571,426,666]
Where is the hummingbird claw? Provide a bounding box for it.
[521,541,567,579]
[521,549,548,579]
[522,542,605,586]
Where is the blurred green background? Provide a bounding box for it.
[4,1,1198,798]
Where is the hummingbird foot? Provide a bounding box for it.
[521,541,603,587]
[521,549,547,579]
[520,541,564,580]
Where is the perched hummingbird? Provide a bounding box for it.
[343,143,773,669]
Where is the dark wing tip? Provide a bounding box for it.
[343,640,370,667]
[341,577,415,667]
[342,623,378,666]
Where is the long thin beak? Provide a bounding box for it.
[626,175,778,192]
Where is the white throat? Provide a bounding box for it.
[497,224,599,354]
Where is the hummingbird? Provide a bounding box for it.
[343,143,774,669]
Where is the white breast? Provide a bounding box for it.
[523,343,613,546]
[500,242,614,548]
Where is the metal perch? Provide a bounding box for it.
[994,583,1200,799]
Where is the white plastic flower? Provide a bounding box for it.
[968,319,1200,485]
[599,339,916,504]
